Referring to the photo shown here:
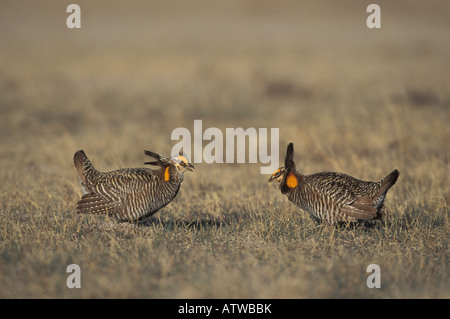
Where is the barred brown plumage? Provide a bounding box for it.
[74,149,194,222]
[269,143,399,225]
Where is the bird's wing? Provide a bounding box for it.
[311,178,378,221]
[76,189,123,216]
[340,195,378,220]
[75,169,151,216]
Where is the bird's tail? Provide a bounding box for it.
[376,169,399,198]
[73,150,97,185]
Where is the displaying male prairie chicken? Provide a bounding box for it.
[268,143,399,225]
[73,149,194,222]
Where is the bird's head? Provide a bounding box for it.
[268,167,287,183]
[268,142,296,183]
[144,149,194,182]
[268,143,299,192]
[169,151,195,174]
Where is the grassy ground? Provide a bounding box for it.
[0,0,449,298]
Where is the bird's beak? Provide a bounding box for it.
[268,175,275,183]
[186,163,195,172]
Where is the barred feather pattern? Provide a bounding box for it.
[74,150,184,221]
[283,170,399,224]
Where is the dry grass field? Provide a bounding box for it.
[0,1,449,298]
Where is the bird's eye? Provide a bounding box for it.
[177,155,189,165]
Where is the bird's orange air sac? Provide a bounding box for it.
[286,173,298,188]
[164,167,170,181]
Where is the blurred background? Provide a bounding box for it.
[1,0,449,174]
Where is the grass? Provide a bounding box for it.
[0,0,449,298]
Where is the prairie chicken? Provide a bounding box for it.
[268,143,399,225]
[74,149,194,222]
